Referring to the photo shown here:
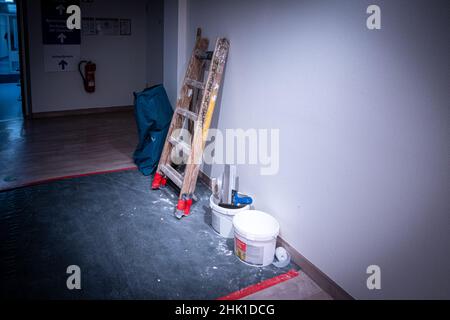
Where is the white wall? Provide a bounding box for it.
[163,0,190,108]
[27,0,163,113]
[167,0,450,299]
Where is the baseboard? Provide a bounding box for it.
[198,170,354,300]
[276,237,354,300]
[32,105,134,119]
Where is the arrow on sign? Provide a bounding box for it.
[56,4,66,15]
[57,33,67,44]
[59,60,68,70]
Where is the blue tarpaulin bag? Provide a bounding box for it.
[133,85,173,176]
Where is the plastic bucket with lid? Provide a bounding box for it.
[210,195,251,239]
[233,210,280,267]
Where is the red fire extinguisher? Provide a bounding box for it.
[78,61,96,93]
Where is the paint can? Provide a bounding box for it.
[210,195,250,239]
[233,211,280,267]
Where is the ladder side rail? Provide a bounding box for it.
[181,38,230,197]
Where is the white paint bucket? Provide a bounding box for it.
[210,195,251,239]
[233,211,280,267]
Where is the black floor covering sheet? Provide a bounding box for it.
[0,170,296,300]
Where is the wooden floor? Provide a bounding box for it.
[0,111,137,191]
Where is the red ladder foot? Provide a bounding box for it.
[152,173,164,190]
[175,195,193,219]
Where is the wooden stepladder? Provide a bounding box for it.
[152,29,230,219]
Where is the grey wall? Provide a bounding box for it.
[27,0,163,113]
[163,0,179,107]
[146,0,164,87]
[166,0,450,299]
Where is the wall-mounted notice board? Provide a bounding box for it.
[81,17,132,36]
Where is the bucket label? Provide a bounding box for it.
[235,238,247,261]
[246,244,264,266]
[235,238,264,266]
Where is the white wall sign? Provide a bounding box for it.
[44,45,81,72]
[42,0,81,72]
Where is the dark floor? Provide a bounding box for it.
[0,169,296,300]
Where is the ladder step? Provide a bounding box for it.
[196,51,214,61]
[175,108,199,122]
[185,78,205,90]
[160,165,184,189]
[168,136,192,155]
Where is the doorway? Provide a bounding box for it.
[0,0,22,121]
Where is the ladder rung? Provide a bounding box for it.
[168,136,192,155]
[197,51,214,61]
[185,78,205,90]
[175,108,199,122]
[160,165,184,189]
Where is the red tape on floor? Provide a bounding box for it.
[0,166,138,192]
[217,269,300,300]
